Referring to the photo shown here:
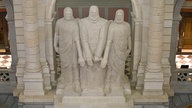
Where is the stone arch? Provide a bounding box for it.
[1,0,17,94]
[45,0,56,20]
[170,0,185,68]
[3,0,18,70]
[168,0,192,107]
[170,0,186,93]
[130,0,142,19]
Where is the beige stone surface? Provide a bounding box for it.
[11,0,174,107]
[54,7,84,95]
[101,9,131,96]
[54,96,133,108]
[79,5,108,95]
[143,0,164,95]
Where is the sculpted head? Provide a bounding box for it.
[115,9,124,23]
[63,7,74,20]
[88,5,100,21]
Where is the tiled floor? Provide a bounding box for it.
[176,55,192,69]
[0,55,11,69]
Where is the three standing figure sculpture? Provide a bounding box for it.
[54,5,131,96]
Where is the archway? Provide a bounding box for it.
[0,0,17,94]
[3,0,17,70]
[170,0,192,107]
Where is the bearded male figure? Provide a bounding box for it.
[79,5,109,95]
[101,9,131,96]
[54,7,84,95]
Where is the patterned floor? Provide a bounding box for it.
[176,55,192,69]
[0,55,11,69]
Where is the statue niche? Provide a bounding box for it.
[54,6,131,97]
[53,5,133,108]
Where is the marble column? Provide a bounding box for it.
[23,0,44,95]
[38,0,51,90]
[45,18,56,86]
[143,0,164,95]
[136,26,148,90]
[132,18,142,85]
[44,0,57,86]
[136,0,150,90]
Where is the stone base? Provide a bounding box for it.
[143,89,164,95]
[81,88,104,96]
[108,87,124,96]
[106,86,131,97]
[23,72,45,96]
[132,90,168,104]
[56,86,80,96]
[19,90,54,103]
[54,96,133,108]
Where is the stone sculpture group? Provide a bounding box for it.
[54,5,131,96]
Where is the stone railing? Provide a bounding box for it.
[0,69,16,93]
[0,69,10,82]
[172,69,192,93]
[177,69,192,82]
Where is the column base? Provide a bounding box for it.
[143,79,164,96]
[24,89,45,96]
[23,72,45,96]
[143,89,163,95]
[136,75,144,90]
[136,65,145,90]
[43,64,52,90]
[143,72,164,95]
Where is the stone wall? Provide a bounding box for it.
[162,0,174,92]
[13,0,25,91]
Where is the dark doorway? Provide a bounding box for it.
[0,9,9,54]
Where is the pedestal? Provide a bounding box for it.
[54,96,133,108]
[23,72,44,96]
[143,73,164,95]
